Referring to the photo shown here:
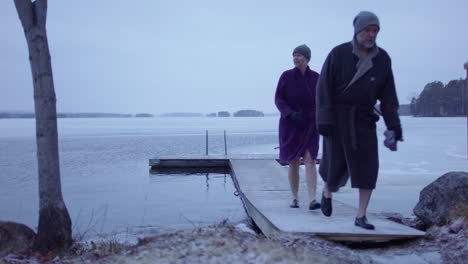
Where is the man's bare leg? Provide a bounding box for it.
[323,182,332,199]
[355,188,375,229]
[357,188,372,217]
[321,181,332,216]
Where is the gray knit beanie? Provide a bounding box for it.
[353,11,380,34]
[292,44,311,61]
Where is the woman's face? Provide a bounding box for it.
[293,53,308,68]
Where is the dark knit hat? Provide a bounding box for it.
[353,11,380,34]
[292,44,311,61]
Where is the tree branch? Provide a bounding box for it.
[35,0,48,27]
[14,0,34,30]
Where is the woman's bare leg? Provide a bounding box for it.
[303,150,317,202]
[288,158,300,200]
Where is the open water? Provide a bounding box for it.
[0,116,467,241]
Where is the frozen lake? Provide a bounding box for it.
[0,116,467,241]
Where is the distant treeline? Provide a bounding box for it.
[207,111,231,117]
[160,112,204,117]
[206,110,265,117]
[233,109,264,117]
[0,111,265,118]
[0,112,133,119]
[398,104,411,116]
[410,79,467,117]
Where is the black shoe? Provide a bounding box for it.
[308,200,321,210]
[321,194,332,216]
[289,199,299,208]
[355,215,375,230]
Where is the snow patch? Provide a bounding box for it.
[235,223,256,234]
[370,252,442,264]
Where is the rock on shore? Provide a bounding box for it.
[414,171,468,227]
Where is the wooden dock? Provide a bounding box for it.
[149,154,425,242]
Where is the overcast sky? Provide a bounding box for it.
[1,0,467,115]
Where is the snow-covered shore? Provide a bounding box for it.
[2,220,466,264]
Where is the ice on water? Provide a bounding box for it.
[0,116,466,241]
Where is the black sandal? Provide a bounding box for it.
[289,199,299,208]
[308,200,321,210]
[355,215,375,230]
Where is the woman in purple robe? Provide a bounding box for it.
[275,44,321,210]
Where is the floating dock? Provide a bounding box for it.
[149,154,425,242]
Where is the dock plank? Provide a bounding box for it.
[229,159,425,241]
[229,159,289,191]
[148,154,425,242]
[149,154,279,167]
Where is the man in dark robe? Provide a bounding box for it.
[275,44,321,210]
[316,11,403,229]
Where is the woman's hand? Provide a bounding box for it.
[288,112,304,122]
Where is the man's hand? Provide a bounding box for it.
[318,124,334,136]
[389,125,403,141]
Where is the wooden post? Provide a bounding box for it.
[206,130,209,155]
[464,62,468,159]
[224,130,227,155]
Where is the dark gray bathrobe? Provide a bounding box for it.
[316,41,401,192]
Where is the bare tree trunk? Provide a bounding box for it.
[14,0,72,253]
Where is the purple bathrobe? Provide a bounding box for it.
[275,66,320,163]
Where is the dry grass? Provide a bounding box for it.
[448,201,468,224]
